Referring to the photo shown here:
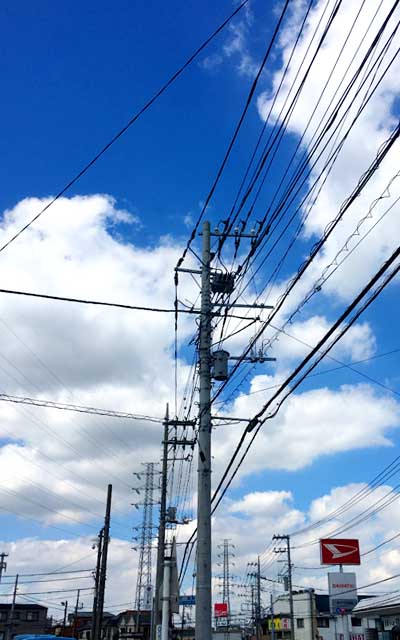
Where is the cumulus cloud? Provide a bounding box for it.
[3,479,400,618]
[214,383,400,474]
[0,194,200,525]
[255,0,400,304]
[0,185,397,617]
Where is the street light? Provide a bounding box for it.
[61,601,68,637]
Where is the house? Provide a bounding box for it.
[0,603,49,639]
[261,590,369,640]
[117,610,151,640]
[69,611,117,640]
[352,593,400,640]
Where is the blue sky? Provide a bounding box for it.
[0,0,399,615]
[1,0,271,236]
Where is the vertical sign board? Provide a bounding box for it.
[328,572,358,614]
[214,603,229,618]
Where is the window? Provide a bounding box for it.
[0,613,7,621]
[297,619,305,628]
[120,628,126,634]
[13,612,20,620]
[351,618,362,627]
[26,611,39,621]
[317,618,330,628]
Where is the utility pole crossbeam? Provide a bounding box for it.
[196,220,212,640]
[273,535,294,640]
[0,553,8,583]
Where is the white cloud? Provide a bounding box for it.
[0,194,199,525]
[200,5,258,77]
[255,0,400,304]
[3,480,400,620]
[215,383,400,474]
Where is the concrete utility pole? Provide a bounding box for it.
[91,528,104,640]
[153,405,169,640]
[161,549,171,640]
[273,535,294,640]
[175,220,269,640]
[0,553,8,583]
[196,220,212,640]
[6,573,18,640]
[95,484,112,640]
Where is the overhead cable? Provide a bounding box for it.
[175,0,292,270]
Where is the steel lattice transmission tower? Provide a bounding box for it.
[132,462,159,623]
[217,539,235,624]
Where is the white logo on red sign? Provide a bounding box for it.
[323,543,358,560]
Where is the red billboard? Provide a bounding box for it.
[320,539,360,565]
[214,602,228,618]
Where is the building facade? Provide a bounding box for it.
[0,603,49,639]
[261,590,366,640]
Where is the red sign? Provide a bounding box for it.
[214,603,228,618]
[320,538,360,565]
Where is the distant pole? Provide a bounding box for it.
[309,590,315,640]
[196,220,212,640]
[6,573,18,640]
[61,600,68,636]
[273,535,294,640]
[181,605,185,640]
[92,528,104,640]
[161,551,171,640]
[271,593,275,640]
[96,484,112,640]
[73,589,81,638]
[256,556,261,640]
[0,553,8,583]
[287,536,294,640]
[153,404,169,640]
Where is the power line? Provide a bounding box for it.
[212,118,400,406]
[0,0,250,255]
[175,0,292,270]
[0,288,210,313]
[214,8,400,349]
[212,245,400,517]
[1,575,93,585]
[4,569,93,579]
[245,348,400,397]
[0,586,94,596]
[0,393,164,422]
